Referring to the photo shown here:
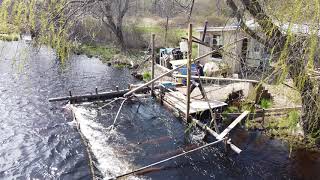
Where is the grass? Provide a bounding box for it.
[75,44,120,62]
[0,33,19,41]
[143,71,151,81]
[260,98,273,109]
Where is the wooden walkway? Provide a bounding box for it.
[163,91,227,114]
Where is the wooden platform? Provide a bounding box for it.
[162,91,227,114]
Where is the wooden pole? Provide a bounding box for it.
[186,23,192,123]
[201,21,208,42]
[173,75,259,84]
[151,34,155,96]
[191,118,242,154]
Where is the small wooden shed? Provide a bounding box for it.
[196,21,268,74]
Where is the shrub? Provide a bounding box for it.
[260,98,272,109]
[143,71,151,81]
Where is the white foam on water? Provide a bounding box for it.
[70,105,146,180]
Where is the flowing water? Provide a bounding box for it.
[0,40,320,180]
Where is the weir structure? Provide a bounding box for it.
[49,24,253,180]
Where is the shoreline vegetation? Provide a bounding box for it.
[0,33,19,41]
[221,85,320,152]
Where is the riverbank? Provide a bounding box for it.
[241,82,319,151]
[73,44,146,68]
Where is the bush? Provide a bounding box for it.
[260,98,272,109]
[143,71,151,81]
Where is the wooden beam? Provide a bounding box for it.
[217,111,249,140]
[49,89,130,103]
[186,23,192,122]
[201,21,208,42]
[174,75,259,84]
[192,118,242,154]
[151,34,155,96]
[49,86,155,103]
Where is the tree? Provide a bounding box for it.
[225,0,320,138]
[156,0,190,46]
[89,0,130,51]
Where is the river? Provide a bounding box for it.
[0,40,319,180]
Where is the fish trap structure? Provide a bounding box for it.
[49,26,253,180]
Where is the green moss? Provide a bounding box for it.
[0,33,19,41]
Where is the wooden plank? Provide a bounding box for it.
[164,91,226,114]
[217,111,249,140]
[174,75,259,84]
[261,106,301,113]
[49,86,156,103]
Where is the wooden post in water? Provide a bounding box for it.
[186,24,192,123]
[151,34,155,96]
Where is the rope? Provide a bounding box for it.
[99,97,126,110]
[108,138,225,180]
[109,98,128,129]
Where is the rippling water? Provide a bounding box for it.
[1,40,320,180]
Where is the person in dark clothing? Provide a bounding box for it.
[190,61,206,98]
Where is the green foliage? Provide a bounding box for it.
[134,25,189,47]
[143,71,151,81]
[0,33,19,41]
[287,111,300,129]
[0,0,73,62]
[267,111,300,130]
[78,44,120,62]
[260,99,273,109]
[222,106,239,117]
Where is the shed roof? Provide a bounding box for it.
[197,20,320,36]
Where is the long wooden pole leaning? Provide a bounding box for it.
[151,34,155,96]
[186,24,192,123]
[123,38,245,98]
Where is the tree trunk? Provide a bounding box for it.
[164,16,169,46]
[115,27,126,51]
[300,79,320,136]
[289,55,320,136]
